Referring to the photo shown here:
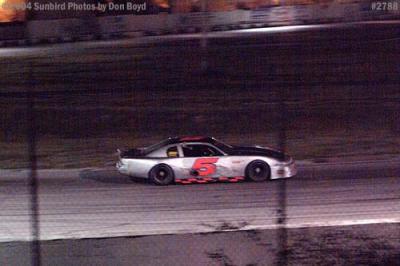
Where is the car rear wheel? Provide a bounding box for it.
[245,160,270,182]
[149,164,174,185]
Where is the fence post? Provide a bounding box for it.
[277,87,288,266]
[201,0,209,72]
[27,62,41,266]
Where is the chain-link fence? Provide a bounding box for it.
[0,21,399,265]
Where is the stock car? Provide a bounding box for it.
[116,136,296,185]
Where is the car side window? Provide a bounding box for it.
[182,144,223,157]
[166,146,179,158]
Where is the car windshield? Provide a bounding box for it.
[211,138,234,154]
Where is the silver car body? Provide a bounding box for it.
[116,138,296,181]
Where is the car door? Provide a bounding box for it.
[179,143,233,179]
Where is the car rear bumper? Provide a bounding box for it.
[116,160,129,175]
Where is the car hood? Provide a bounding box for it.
[230,146,285,161]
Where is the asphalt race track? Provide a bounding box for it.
[1,159,399,243]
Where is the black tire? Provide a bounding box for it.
[149,164,175,186]
[245,160,270,182]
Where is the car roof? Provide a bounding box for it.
[168,136,215,145]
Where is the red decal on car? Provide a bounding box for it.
[175,176,245,185]
[192,158,219,176]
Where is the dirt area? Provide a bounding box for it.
[1,87,399,169]
[0,91,400,169]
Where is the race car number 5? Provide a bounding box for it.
[192,158,219,176]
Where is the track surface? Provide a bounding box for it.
[1,160,399,242]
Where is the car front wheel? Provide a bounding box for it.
[149,164,175,185]
[245,160,270,182]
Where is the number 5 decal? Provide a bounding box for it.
[192,158,219,176]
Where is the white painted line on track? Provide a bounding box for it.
[245,218,400,231]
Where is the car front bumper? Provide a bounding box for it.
[271,160,297,179]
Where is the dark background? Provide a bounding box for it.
[0,23,399,168]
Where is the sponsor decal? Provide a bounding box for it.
[192,157,219,176]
